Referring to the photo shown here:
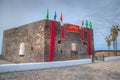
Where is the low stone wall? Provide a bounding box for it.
[95,52,120,57]
[0,59,92,73]
[104,56,120,61]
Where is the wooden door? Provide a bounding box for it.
[71,52,76,60]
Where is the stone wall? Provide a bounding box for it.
[2,20,46,63]
[52,24,89,61]
[44,22,93,61]
[95,52,120,57]
[44,20,61,61]
[2,20,94,63]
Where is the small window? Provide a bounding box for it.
[58,40,61,44]
[60,50,62,53]
[19,42,25,56]
[83,42,87,45]
[31,47,33,51]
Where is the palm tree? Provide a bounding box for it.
[110,26,116,55]
[114,25,120,55]
[105,36,111,56]
[110,25,120,56]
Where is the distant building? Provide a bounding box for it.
[2,20,94,63]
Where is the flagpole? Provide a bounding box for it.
[60,12,63,26]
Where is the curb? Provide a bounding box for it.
[0,59,92,73]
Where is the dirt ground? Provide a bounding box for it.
[0,60,120,80]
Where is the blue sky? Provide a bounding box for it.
[0,0,120,54]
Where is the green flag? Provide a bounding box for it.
[89,21,92,29]
[46,9,49,20]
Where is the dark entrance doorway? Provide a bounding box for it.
[71,52,77,60]
[71,43,77,60]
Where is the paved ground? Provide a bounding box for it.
[0,60,120,80]
[86,60,120,73]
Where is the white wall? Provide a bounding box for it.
[104,56,120,61]
[0,59,92,73]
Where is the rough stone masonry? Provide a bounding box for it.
[2,19,94,63]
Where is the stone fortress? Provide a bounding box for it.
[2,19,94,63]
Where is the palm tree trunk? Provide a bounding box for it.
[116,39,117,56]
[113,41,116,55]
[108,46,110,56]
